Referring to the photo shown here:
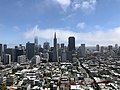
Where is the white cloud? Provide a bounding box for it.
[53,0,71,11]
[24,25,76,42]
[77,22,86,29]
[72,0,97,11]
[52,0,97,12]
[24,25,120,46]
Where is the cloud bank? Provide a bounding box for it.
[24,25,120,46]
[53,0,97,12]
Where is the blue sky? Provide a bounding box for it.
[0,0,120,46]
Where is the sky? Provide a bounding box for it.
[0,0,120,47]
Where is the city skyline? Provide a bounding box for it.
[0,0,120,46]
[0,32,120,48]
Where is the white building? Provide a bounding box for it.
[17,55,26,64]
[31,55,40,64]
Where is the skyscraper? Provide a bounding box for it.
[3,54,11,65]
[5,48,15,62]
[61,49,66,62]
[52,32,58,62]
[26,42,35,60]
[34,36,38,45]
[0,44,2,62]
[108,45,112,51]
[101,46,104,53]
[115,44,118,50]
[68,36,75,51]
[34,36,39,55]
[61,43,64,49]
[96,44,100,51]
[3,44,7,52]
[0,44,2,56]
[14,48,24,62]
[81,44,86,57]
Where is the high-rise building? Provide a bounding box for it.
[35,45,39,55]
[26,42,35,60]
[0,44,2,56]
[43,41,50,51]
[52,32,58,62]
[118,47,120,56]
[68,37,75,51]
[3,54,11,65]
[48,51,53,62]
[34,36,38,45]
[108,45,112,51]
[3,44,7,52]
[81,44,86,57]
[77,47,82,57]
[66,50,72,61]
[15,48,24,62]
[0,56,1,63]
[5,48,15,62]
[96,44,100,51]
[34,36,39,55]
[61,49,66,62]
[17,55,26,64]
[61,43,64,49]
[115,44,118,50]
[31,55,40,64]
[101,46,104,53]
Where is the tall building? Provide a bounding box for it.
[61,49,66,62]
[5,48,15,62]
[101,46,104,53]
[81,44,86,57]
[0,44,3,62]
[3,44,7,52]
[115,44,118,50]
[68,37,75,51]
[61,43,64,49]
[14,48,24,62]
[34,36,39,55]
[3,54,11,65]
[48,51,53,62]
[26,42,35,60]
[77,47,82,58]
[31,55,40,64]
[43,41,50,51]
[17,55,26,64]
[108,45,112,51]
[0,44,2,56]
[96,44,99,51]
[34,36,38,45]
[66,50,72,62]
[52,32,58,62]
